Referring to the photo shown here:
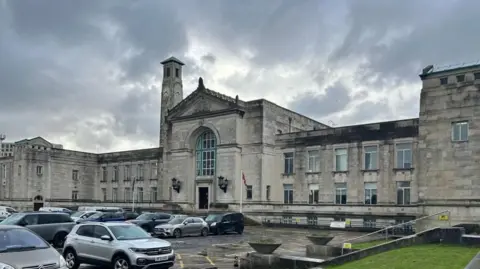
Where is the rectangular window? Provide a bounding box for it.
[137,164,144,180]
[363,218,376,228]
[137,187,143,202]
[124,165,131,180]
[113,166,118,181]
[266,185,271,200]
[112,188,118,202]
[101,188,106,201]
[282,216,293,224]
[166,67,170,77]
[452,121,468,142]
[335,183,347,204]
[364,182,377,205]
[283,184,293,204]
[124,188,131,202]
[334,148,348,171]
[246,185,253,200]
[395,143,412,169]
[397,181,411,205]
[307,150,320,172]
[475,72,480,80]
[283,152,294,174]
[101,166,107,182]
[309,184,319,204]
[307,216,318,226]
[36,166,43,176]
[72,170,79,181]
[175,68,179,77]
[17,165,21,176]
[71,191,78,201]
[456,74,465,82]
[440,77,448,85]
[151,162,158,178]
[150,187,157,202]
[364,146,378,170]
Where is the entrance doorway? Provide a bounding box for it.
[198,187,209,209]
[33,195,44,211]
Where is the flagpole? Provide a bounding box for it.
[240,170,243,213]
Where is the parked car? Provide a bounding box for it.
[0,225,67,269]
[205,212,244,235]
[129,212,172,233]
[123,211,140,220]
[39,207,73,214]
[77,211,125,223]
[70,211,97,222]
[154,216,209,238]
[77,206,123,212]
[0,206,17,220]
[0,212,76,248]
[63,222,175,269]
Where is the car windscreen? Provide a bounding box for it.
[136,213,155,220]
[86,212,103,219]
[0,228,49,253]
[71,211,85,217]
[0,213,25,225]
[168,217,185,225]
[205,214,222,222]
[109,225,151,240]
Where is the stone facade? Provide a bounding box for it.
[1,58,479,227]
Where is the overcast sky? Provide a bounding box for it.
[1,0,479,152]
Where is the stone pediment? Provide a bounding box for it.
[167,77,245,121]
[15,136,53,148]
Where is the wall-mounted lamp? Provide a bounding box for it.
[171,178,181,193]
[217,176,228,193]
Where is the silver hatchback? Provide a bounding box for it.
[63,222,175,269]
[0,225,67,269]
[154,217,209,238]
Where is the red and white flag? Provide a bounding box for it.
[242,171,247,186]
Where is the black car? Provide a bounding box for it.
[128,212,172,233]
[123,211,139,220]
[205,212,244,235]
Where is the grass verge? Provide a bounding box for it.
[328,244,479,269]
[352,239,393,249]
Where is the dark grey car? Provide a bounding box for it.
[0,212,75,248]
[128,212,172,233]
[0,225,67,269]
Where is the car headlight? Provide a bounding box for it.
[0,262,15,269]
[211,222,216,226]
[129,248,143,253]
[58,256,67,268]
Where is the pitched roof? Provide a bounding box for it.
[160,56,185,66]
[167,77,242,118]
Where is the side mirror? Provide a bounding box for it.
[100,235,112,241]
[183,222,187,225]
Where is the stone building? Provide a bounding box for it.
[0,58,479,227]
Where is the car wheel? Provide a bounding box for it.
[113,255,131,269]
[173,229,182,238]
[53,232,68,248]
[64,249,80,269]
[201,228,209,236]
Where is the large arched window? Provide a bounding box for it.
[196,131,216,176]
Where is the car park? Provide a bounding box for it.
[77,211,125,223]
[39,207,73,214]
[205,212,244,235]
[77,206,123,213]
[63,222,175,269]
[0,212,75,248]
[154,216,209,238]
[0,225,68,269]
[128,212,172,233]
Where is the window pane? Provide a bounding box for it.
[461,123,468,141]
[397,189,403,204]
[404,189,411,204]
[396,143,411,150]
[396,151,404,168]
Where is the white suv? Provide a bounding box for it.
[62,222,175,269]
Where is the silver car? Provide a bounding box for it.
[63,222,175,269]
[154,217,209,238]
[0,225,67,269]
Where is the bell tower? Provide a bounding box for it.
[159,56,184,147]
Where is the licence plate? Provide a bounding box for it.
[155,256,168,262]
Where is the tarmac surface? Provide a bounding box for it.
[70,226,375,269]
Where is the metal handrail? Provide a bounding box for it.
[338,210,451,246]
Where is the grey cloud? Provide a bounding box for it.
[288,82,351,119]
[339,100,393,126]
[201,54,216,64]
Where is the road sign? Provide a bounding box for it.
[343,243,352,249]
[438,214,449,221]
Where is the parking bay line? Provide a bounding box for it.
[176,254,184,268]
[205,256,215,266]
